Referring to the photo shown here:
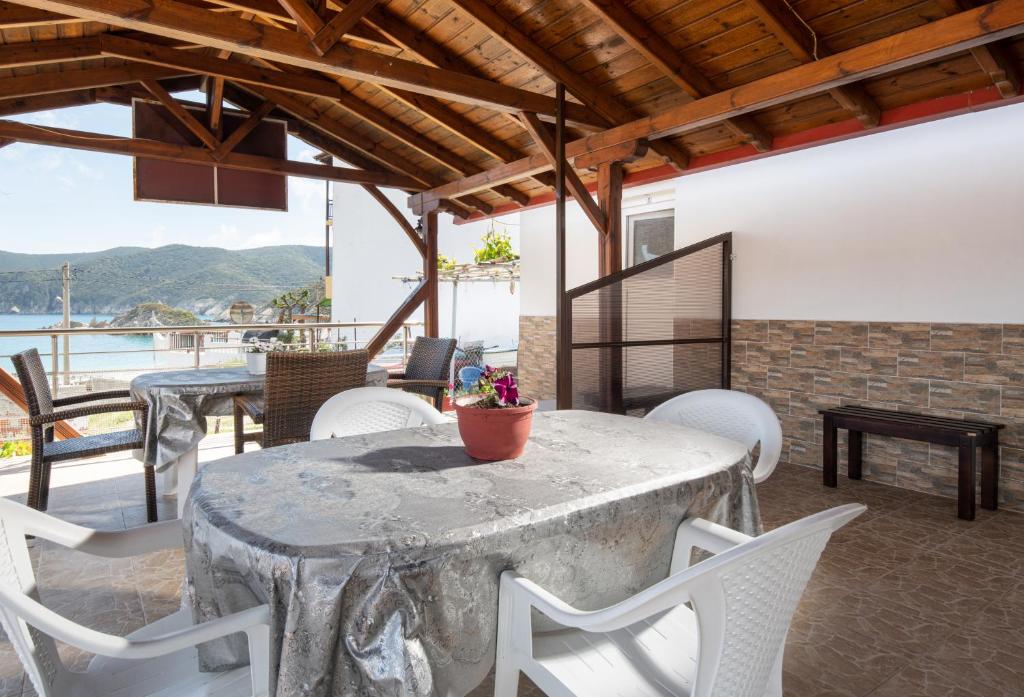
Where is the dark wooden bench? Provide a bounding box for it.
[819,405,1003,520]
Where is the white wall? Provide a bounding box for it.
[331,184,520,347]
[519,102,1024,323]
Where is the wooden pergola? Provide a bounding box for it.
[1,0,1022,366]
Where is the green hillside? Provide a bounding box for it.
[0,245,325,315]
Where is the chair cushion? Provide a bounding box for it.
[79,610,254,697]
[42,429,144,462]
[531,605,700,697]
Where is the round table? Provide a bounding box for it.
[184,410,758,697]
[130,364,388,514]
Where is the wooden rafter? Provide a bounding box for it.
[410,0,1024,210]
[0,118,425,189]
[211,98,275,159]
[519,111,605,235]
[744,0,881,128]
[206,0,396,49]
[452,0,691,171]
[577,0,773,152]
[361,184,426,256]
[10,0,604,126]
[141,78,221,149]
[0,36,101,69]
[205,76,225,135]
[0,89,97,117]
[0,0,74,28]
[0,63,186,100]
[310,0,379,56]
[935,0,1020,98]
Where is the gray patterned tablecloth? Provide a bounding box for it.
[131,365,388,471]
[184,409,759,697]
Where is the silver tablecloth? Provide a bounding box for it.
[131,365,388,471]
[184,410,759,697]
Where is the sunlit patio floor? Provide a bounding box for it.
[1,438,1022,697]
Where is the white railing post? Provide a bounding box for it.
[193,331,201,369]
[403,325,410,364]
[50,334,59,393]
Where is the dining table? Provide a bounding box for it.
[130,364,389,514]
[183,409,760,697]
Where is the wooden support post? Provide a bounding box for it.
[596,162,622,276]
[555,83,571,410]
[423,211,439,338]
[596,160,623,413]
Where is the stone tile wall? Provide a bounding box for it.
[517,315,557,401]
[732,320,1024,512]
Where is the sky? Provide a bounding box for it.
[0,94,330,254]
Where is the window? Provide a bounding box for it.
[627,209,674,267]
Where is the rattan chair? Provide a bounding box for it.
[233,349,369,453]
[11,348,156,522]
[387,337,457,408]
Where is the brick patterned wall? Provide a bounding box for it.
[731,320,1024,512]
[517,315,556,401]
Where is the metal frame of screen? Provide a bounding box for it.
[558,232,732,415]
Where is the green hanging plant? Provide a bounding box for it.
[437,254,458,272]
[473,229,519,264]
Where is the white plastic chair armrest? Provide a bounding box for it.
[670,518,753,574]
[501,570,693,635]
[21,516,183,558]
[0,585,269,661]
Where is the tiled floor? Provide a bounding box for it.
[1,447,1022,697]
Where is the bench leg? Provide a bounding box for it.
[957,442,977,521]
[981,442,999,511]
[823,417,838,488]
[848,430,863,480]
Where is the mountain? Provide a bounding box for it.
[0,244,326,316]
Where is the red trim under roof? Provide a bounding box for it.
[457,86,1024,224]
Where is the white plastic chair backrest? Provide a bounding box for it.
[645,389,783,483]
[686,504,864,697]
[309,386,447,440]
[0,499,65,697]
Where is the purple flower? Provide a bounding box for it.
[483,364,496,378]
[492,373,520,406]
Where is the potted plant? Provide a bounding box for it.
[245,340,270,375]
[452,366,537,460]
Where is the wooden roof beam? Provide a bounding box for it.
[0,63,186,100]
[935,0,1020,98]
[0,118,425,188]
[206,0,395,49]
[451,0,689,172]
[0,36,102,69]
[211,97,275,159]
[410,0,1024,210]
[205,76,225,134]
[310,0,380,56]
[0,0,75,28]
[744,0,881,128]
[519,111,605,234]
[577,0,772,152]
[12,0,603,126]
[0,89,97,117]
[141,77,221,149]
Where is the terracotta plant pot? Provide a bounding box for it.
[454,397,537,461]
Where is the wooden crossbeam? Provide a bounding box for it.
[211,98,275,159]
[935,0,1020,98]
[365,280,428,357]
[0,36,101,69]
[361,184,426,256]
[578,0,772,152]
[453,0,690,171]
[0,137,11,149]
[141,78,220,149]
[0,119,424,189]
[310,0,380,56]
[573,139,647,171]
[0,63,185,100]
[0,0,75,28]
[206,0,396,48]
[410,0,1024,210]
[519,112,605,235]
[275,0,322,37]
[11,0,603,125]
[0,89,97,117]
[206,76,225,134]
[744,0,881,128]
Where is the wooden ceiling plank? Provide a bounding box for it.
[937,0,1020,98]
[11,0,603,125]
[410,0,1024,208]
[577,0,772,152]
[211,97,275,159]
[0,118,424,188]
[0,63,186,100]
[451,0,689,171]
[744,0,882,129]
[519,111,606,234]
[311,0,380,55]
[141,77,221,149]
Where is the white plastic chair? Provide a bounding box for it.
[645,389,783,483]
[0,497,271,697]
[494,504,864,697]
[309,386,447,440]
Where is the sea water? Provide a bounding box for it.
[0,314,152,375]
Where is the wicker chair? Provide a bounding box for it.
[11,348,156,522]
[233,349,369,453]
[387,337,457,408]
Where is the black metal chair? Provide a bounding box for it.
[11,349,156,522]
[387,337,457,408]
